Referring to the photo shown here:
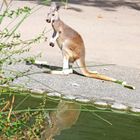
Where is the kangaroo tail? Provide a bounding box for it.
[76,58,135,90]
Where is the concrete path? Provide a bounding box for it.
[2,1,140,108]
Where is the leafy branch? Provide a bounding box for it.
[0,5,48,85]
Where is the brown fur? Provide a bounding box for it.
[46,3,116,82]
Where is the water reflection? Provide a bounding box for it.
[41,100,81,140]
[1,93,140,140]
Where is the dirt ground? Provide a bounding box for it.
[5,0,140,69]
[1,0,140,108]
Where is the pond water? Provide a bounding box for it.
[0,92,140,140]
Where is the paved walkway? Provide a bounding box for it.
[3,1,140,108]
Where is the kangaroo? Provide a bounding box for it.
[43,2,135,89]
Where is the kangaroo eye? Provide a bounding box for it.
[52,14,55,16]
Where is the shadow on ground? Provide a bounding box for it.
[67,0,140,11]
[29,63,85,76]
[18,0,140,12]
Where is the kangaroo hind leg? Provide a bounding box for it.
[62,56,73,75]
[50,56,73,75]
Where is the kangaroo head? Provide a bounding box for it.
[46,2,60,23]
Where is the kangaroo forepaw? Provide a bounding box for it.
[49,42,55,47]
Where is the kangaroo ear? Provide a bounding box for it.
[56,5,60,11]
[51,2,60,11]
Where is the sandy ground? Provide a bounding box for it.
[1,1,140,108]
[3,0,140,69]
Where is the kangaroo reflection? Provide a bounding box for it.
[41,100,81,140]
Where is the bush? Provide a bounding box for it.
[0,4,46,85]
